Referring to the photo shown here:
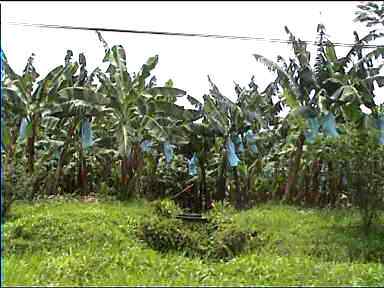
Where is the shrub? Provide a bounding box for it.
[210,223,257,260]
[151,198,182,218]
[340,127,384,232]
[2,161,35,222]
[205,200,236,233]
[96,182,118,201]
[137,216,189,252]
[138,203,261,261]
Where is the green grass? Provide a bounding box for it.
[3,199,384,286]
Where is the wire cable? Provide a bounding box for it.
[7,21,384,49]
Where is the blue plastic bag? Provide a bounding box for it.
[1,49,4,82]
[250,144,258,153]
[53,146,63,161]
[233,134,245,153]
[322,112,339,138]
[342,175,348,186]
[244,129,258,153]
[18,117,28,140]
[233,134,241,145]
[163,141,174,163]
[238,142,245,153]
[226,138,240,167]
[53,149,60,160]
[304,117,320,144]
[140,140,153,152]
[378,116,384,145]
[81,119,93,148]
[188,153,198,176]
[248,111,257,121]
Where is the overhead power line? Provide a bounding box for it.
[7,21,384,49]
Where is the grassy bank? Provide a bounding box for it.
[3,199,384,286]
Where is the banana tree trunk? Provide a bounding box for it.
[215,151,227,203]
[120,156,129,198]
[200,161,205,211]
[202,140,211,211]
[78,145,88,195]
[3,130,18,220]
[54,151,65,194]
[310,159,321,206]
[294,167,308,204]
[328,160,341,208]
[243,165,251,208]
[120,142,143,199]
[3,156,16,221]
[131,142,144,195]
[191,183,197,212]
[119,125,132,199]
[201,159,211,211]
[52,121,77,195]
[121,159,128,185]
[283,133,305,202]
[26,115,37,175]
[234,166,242,209]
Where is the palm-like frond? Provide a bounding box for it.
[354,1,384,27]
[253,54,302,108]
[339,31,384,67]
[348,46,384,75]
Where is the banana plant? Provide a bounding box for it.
[1,49,20,219]
[253,24,384,202]
[181,118,216,212]
[88,31,200,198]
[232,77,286,204]
[2,51,20,181]
[195,75,278,209]
[199,79,242,208]
[1,50,82,176]
[43,50,112,195]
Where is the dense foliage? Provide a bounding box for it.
[1,2,384,231]
[1,4,384,285]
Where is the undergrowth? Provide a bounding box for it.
[3,199,384,286]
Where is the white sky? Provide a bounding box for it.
[1,1,383,106]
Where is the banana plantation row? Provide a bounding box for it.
[1,17,384,228]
